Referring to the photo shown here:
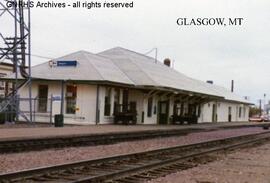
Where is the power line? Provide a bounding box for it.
[0,53,53,66]
[26,53,53,60]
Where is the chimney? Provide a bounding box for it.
[206,80,214,84]
[164,58,171,67]
[231,80,234,92]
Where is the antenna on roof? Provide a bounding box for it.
[144,47,158,64]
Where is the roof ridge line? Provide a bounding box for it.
[82,52,106,81]
[109,47,196,78]
[116,47,160,62]
[93,52,136,85]
[118,49,159,86]
[100,47,161,64]
[99,49,138,85]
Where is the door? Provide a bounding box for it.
[158,101,169,124]
[38,85,48,112]
[122,89,129,112]
[212,104,217,122]
[228,106,232,122]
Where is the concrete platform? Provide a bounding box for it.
[0,122,268,141]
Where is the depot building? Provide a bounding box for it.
[5,47,251,125]
[0,62,13,97]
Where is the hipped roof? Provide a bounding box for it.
[4,47,251,104]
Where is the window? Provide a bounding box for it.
[160,102,167,114]
[243,107,246,118]
[239,107,242,118]
[0,73,7,90]
[66,85,77,114]
[228,106,232,115]
[184,104,188,115]
[114,88,120,114]
[147,97,153,117]
[0,81,4,88]
[122,89,129,112]
[38,85,48,112]
[104,87,111,116]
[114,88,120,104]
[173,101,181,116]
[198,105,201,117]
[0,73,7,77]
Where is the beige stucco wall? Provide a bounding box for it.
[0,64,13,96]
[199,101,249,123]
[18,81,97,124]
[17,82,250,125]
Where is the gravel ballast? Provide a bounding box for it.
[0,127,267,174]
[148,139,270,183]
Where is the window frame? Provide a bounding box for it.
[239,107,242,118]
[65,85,77,114]
[147,97,153,117]
[37,85,48,113]
[104,87,111,116]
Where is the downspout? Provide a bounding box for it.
[95,85,100,124]
[60,80,65,115]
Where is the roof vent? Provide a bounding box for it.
[206,80,214,84]
[164,58,171,67]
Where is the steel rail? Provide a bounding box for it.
[0,131,270,183]
[79,135,270,183]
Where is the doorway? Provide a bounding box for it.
[38,85,48,112]
[158,101,169,124]
[122,89,129,112]
[212,104,217,122]
[228,106,232,122]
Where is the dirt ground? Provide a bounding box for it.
[148,143,270,183]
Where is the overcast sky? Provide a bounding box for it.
[1,0,270,105]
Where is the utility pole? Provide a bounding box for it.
[259,99,262,116]
[263,93,266,115]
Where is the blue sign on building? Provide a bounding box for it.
[52,96,62,101]
[57,61,77,67]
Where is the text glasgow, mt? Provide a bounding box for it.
[177,18,244,26]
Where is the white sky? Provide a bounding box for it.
[1,0,270,104]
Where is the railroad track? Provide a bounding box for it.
[1,131,270,183]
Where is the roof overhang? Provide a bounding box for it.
[135,85,224,100]
[2,78,252,105]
